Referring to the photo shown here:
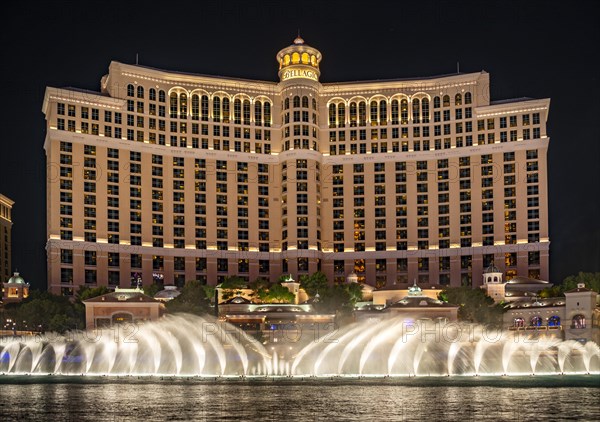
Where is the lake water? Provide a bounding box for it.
[0,375,599,421]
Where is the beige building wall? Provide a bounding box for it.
[84,302,162,330]
[42,39,550,295]
[0,194,14,284]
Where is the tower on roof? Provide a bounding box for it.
[2,271,30,304]
[281,274,301,304]
[276,36,322,83]
[481,265,506,303]
[408,279,423,297]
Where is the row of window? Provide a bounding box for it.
[327,93,474,128]
[58,252,542,287]
[511,315,587,329]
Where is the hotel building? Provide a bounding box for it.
[0,193,14,284]
[43,37,550,295]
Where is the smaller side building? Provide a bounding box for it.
[83,287,165,330]
[372,283,442,306]
[563,285,599,343]
[503,283,599,344]
[218,296,336,346]
[356,281,459,323]
[481,265,552,303]
[2,271,30,304]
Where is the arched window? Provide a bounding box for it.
[293,95,300,108]
[255,101,262,126]
[312,98,317,110]
[169,93,178,118]
[179,93,187,118]
[213,96,221,122]
[370,101,378,125]
[572,314,586,329]
[513,317,525,328]
[222,98,230,123]
[391,100,398,124]
[379,100,387,125]
[137,86,144,99]
[455,93,462,106]
[149,88,156,101]
[302,96,309,108]
[358,102,366,126]
[433,96,440,109]
[284,98,290,110]
[530,316,542,327]
[548,315,561,327]
[159,90,166,103]
[127,84,134,97]
[234,99,241,124]
[493,276,498,282]
[311,55,317,66]
[263,102,271,127]
[412,98,420,123]
[421,98,430,123]
[337,103,345,128]
[350,102,358,126]
[442,95,450,107]
[284,54,290,66]
[243,100,250,125]
[292,52,300,64]
[201,95,209,121]
[191,95,199,120]
[400,99,408,124]
[301,53,309,64]
[464,92,472,104]
[112,313,133,325]
[328,104,336,128]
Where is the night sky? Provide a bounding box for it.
[0,1,598,290]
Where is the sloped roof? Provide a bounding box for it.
[84,291,160,304]
[564,286,594,294]
[504,297,566,309]
[374,284,442,291]
[222,296,252,304]
[506,276,550,285]
[386,296,458,309]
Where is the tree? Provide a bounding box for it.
[278,274,292,283]
[219,276,248,300]
[142,282,164,298]
[312,283,363,326]
[256,283,295,303]
[166,280,210,315]
[318,284,352,313]
[539,272,600,298]
[76,285,110,302]
[202,285,216,303]
[346,283,364,306]
[220,276,248,289]
[438,287,504,326]
[5,290,84,333]
[248,277,270,293]
[299,271,328,297]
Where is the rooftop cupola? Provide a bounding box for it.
[276,36,322,83]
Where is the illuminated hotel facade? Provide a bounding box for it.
[43,37,550,295]
[0,193,14,283]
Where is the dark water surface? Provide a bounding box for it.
[0,375,599,421]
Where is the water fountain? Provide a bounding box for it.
[1,314,598,377]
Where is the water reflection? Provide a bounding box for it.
[0,378,598,421]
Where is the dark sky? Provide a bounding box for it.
[0,0,598,290]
